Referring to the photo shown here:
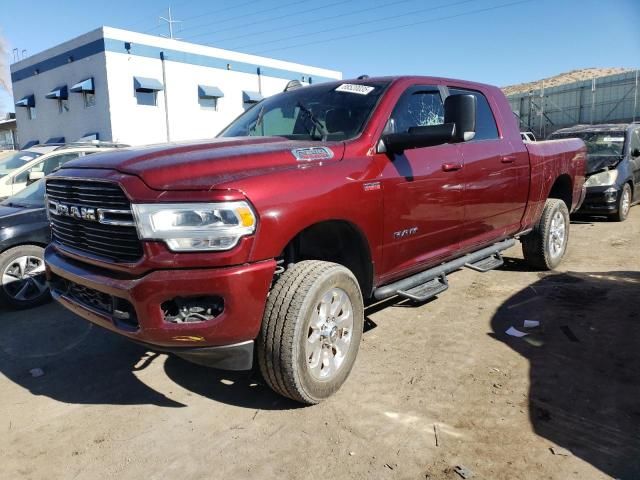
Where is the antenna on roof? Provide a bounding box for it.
[159,7,182,40]
[357,75,369,80]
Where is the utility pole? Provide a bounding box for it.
[633,69,638,123]
[160,7,182,40]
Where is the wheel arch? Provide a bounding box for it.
[278,219,374,298]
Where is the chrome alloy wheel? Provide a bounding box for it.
[620,187,631,217]
[2,255,47,302]
[548,211,566,259]
[306,287,354,381]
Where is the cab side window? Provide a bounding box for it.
[386,87,444,135]
[42,153,81,175]
[448,88,499,141]
[630,129,640,154]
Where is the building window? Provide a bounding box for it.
[28,107,36,120]
[198,85,224,111]
[199,97,218,110]
[58,99,70,114]
[136,90,158,106]
[84,92,96,108]
[133,76,164,107]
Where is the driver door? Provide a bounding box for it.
[378,85,465,281]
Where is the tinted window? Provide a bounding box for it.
[386,87,444,134]
[449,88,499,141]
[42,153,81,175]
[630,129,640,153]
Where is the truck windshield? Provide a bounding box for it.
[551,131,625,157]
[0,150,41,178]
[220,81,390,141]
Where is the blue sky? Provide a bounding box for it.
[1,0,639,112]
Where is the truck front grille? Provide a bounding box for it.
[46,179,143,263]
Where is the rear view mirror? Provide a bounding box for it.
[444,94,476,142]
[27,171,45,185]
[632,148,640,158]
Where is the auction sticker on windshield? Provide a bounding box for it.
[602,136,624,142]
[335,84,375,95]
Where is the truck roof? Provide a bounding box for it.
[336,75,499,92]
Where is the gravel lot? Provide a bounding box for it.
[2,209,639,480]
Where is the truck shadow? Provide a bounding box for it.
[490,270,640,478]
[0,302,184,407]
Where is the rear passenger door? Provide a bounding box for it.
[448,87,529,245]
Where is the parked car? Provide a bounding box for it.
[44,76,586,404]
[0,179,50,308]
[521,131,536,142]
[0,142,128,200]
[550,123,640,221]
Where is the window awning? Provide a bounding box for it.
[78,132,99,141]
[198,85,224,99]
[46,85,69,100]
[243,91,263,104]
[134,76,164,92]
[15,95,35,108]
[46,137,65,144]
[22,140,39,149]
[70,77,94,93]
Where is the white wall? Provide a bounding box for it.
[11,53,112,146]
[106,51,313,145]
[10,26,342,148]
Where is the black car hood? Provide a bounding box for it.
[586,155,623,175]
[0,205,46,227]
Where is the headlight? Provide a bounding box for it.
[584,169,618,187]
[132,201,256,252]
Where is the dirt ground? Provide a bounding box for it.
[1,209,639,480]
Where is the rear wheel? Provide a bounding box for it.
[0,245,50,309]
[257,260,364,405]
[610,183,632,222]
[522,199,570,270]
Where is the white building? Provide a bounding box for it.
[10,27,342,148]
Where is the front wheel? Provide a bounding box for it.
[0,245,50,309]
[257,260,364,405]
[522,198,570,270]
[610,183,632,222]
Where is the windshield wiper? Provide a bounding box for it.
[297,101,329,141]
[249,105,265,135]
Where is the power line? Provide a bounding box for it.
[254,0,532,55]
[186,0,355,42]
[180,0,262,22]
[177,0,305,36]
[199,0,417,45]
[236,0,478,51]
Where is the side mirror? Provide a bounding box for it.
[27,171,45,185]
[444,94,476,142]
[632,148,640,158]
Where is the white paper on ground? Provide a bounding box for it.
[505,326,529,337]
[523,320,540,329]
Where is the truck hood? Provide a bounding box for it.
[62,137,345,190]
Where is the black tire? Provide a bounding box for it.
[610,183,632,222]
[0,245,50,309]
[257,260,364,405]
[522,199,570,270]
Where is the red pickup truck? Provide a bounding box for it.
[44,76,586,404]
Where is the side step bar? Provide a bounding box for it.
[373,238,515,301]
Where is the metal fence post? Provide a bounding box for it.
[634,70,638,122]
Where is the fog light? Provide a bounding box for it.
[604,187,618,203]
[162,296,224,323]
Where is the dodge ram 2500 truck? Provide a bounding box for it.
[44,76,586,404]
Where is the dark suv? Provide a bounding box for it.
[550,123,640,221]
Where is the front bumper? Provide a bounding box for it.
[46,246,276,370]
[577,185,619,214]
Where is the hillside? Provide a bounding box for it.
[502,68,633,96]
